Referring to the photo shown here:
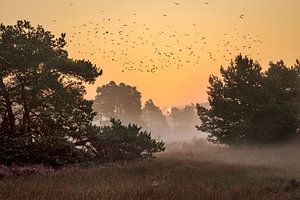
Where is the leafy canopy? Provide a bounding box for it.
[0,20,102,166]
[197,55,300,145]
[88,118,166,163]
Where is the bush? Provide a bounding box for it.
[88,119,166,163]
[0,136,89,167]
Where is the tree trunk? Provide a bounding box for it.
[20,84,30,135]
[0,73,16,135]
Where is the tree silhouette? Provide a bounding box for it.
[197,55,300,145]
[255,60,300,143]
[169,104,199,137]
[142,99,169,138]
[93,81,143,126]
[0,20,102,166]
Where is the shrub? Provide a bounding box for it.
[88,119,166,163]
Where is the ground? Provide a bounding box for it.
[1,144,300,200]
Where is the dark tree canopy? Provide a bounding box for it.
[142,99,169,138]
[0,20,103,166]
[88,118,165,163]
[197,55,300,146]
[93,81,143,126]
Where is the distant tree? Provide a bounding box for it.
[87,118,166,163]
[197,55,300,145]
[93,81,143,126]
[142,99,169,138]
[169,104,199,135]
[0,20,102,166]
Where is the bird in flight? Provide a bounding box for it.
[239,14,245,19]
[174,2,181,6]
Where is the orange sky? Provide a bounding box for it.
[1,0,300,108]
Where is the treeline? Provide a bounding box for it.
[92,81,200,140]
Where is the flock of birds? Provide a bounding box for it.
[57,1,263,73]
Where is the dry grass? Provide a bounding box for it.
[0,153,299,200]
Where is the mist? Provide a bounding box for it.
[162,137,300,177]
[91,79,300,177]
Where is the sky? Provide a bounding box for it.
[1,0,300,109]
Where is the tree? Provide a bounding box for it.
[93,81,143,126]
[256,61,300,143]
[87,119,165,163]
[294,60,300,128]
[142,99,169,138]
[197,55,300,145]
[0,20,102,166]
[169,104,199,137]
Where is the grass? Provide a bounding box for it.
[0,152,299,200]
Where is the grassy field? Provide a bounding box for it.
[0,147,300,200]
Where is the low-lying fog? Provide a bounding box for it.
[92,101,300,176]
[161,135,300,177]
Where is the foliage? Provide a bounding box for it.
[87,118,166,163]
[197,55,300,145]
[0,20,102,166]
[93,81,143,126]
